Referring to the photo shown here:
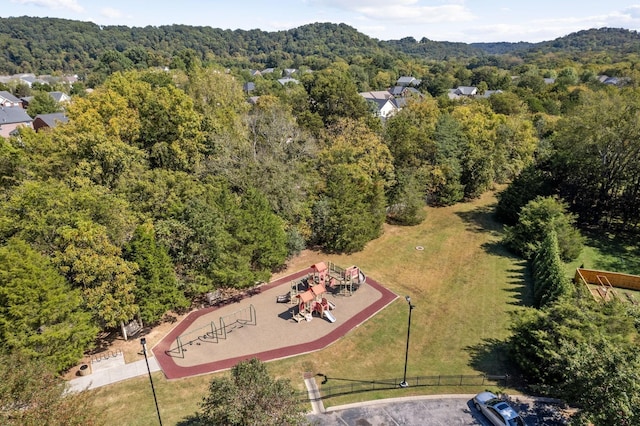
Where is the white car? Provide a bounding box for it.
[473,391,526,426]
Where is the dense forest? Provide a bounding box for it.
[2,16,640,76]
[2,16,640,424]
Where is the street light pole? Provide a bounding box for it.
[141,337,163,425]
[399,295,415,388]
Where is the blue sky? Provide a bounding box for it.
[4,0,640,43]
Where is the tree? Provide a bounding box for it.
[0,238,98,372]
[313,119,392,252]
[531,230,572,308]
[451,104,498,198]
[303,66,372,128]
[26,91,61,117]
[503,196,584,261]
[53,220,138,328]
[0,353,101,425]
[495,165,553,226]
[194,358,306,426]
[313,164,386,253]
[510,298,640,425]
[386,169,426,225]
[124,222,189,324]
[384,98,440,170]
[551,89,640,229]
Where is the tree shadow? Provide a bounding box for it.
[455,202,503,236]
[466,337,525,391]
[176,414,206,426]
[583,230,640,275]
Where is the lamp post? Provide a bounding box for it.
[141,337,163,425]
[399,295,415,388]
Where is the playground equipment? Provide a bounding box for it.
[312,262,365,296]
[168,304,256,358]
[294,282,337,323]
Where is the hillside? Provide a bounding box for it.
[1,16,640,75]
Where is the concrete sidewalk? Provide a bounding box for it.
[67,354,160,392]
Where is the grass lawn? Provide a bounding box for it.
[91,190,531,424]
[565,230,640,276]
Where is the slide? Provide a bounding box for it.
[324,310,336,323]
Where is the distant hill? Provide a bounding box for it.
[532,27,640,54]
[1,16,639,76]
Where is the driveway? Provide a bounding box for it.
[307,395,569,425]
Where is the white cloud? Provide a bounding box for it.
[357,4,473,24]
[310,0,474,24]
[11,0,83,13]
[101,7,124,19]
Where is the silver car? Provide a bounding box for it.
[473,391,526,426]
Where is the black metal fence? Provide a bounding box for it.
[298,374,512,402]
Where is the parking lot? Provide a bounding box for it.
[307,395,569,425]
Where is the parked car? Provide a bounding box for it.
[473,391,526,426]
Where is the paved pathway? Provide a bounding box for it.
[68,352,160,392]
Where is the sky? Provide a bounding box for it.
[4,0,640,43]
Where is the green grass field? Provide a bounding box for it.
[91,191,532,425]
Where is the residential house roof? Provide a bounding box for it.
[477,89,503,98]
[33,112,68,131]
[284,68,297,76]
[359,91,400,119]
[0,106,32,125]
[261,68,275,74]
[396,76,421,86]
[243,82,255,92]
[49,91,71,103]
[277,77,299,85]
[0,91,22,107]
[448,86,478,99]
[360,90,393,101]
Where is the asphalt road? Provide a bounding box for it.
[307,395,569,426]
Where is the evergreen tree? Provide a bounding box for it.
[124,222,189,324]
[0,238,98,372]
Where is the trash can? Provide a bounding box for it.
[79,364,91,376]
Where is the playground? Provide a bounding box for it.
[152,264,397,379]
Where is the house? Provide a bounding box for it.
[243,82,256,93]
[17,74,46,88]
[249,69,262,77]
[359,91,400,119]
[396,76,421,87]
[447,86,478,99]
[261,68,275,75]
[389,85,422,98]
[277,77,299,85]
[32,112,68,132]
[477,89,503,99]
[49,91,71,104]
[283,68,297,77]
[0,91,23,108]
[0,106,33,138]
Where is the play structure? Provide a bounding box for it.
[292,281,337,323]
[276,262,366,323]
[167,304,257,358]
[310,262,366,296]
